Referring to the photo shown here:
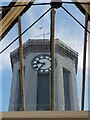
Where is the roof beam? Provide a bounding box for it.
[0,0,36,40]
[1,111,88,119]
[71,0,90,16]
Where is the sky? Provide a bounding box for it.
[0,0,89,111]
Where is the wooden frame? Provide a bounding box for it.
[0,0,36,39]
[1,111,89,119]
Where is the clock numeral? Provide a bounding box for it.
[36,58,39,61]
[36,68,39,71]
[34,65,38,69]
[49,68,51,71]
[34,65,37,67]
[45,69,49,72]
[40,56,43,59]
[45,56,49,59]
[48,58,51,61]
[34,61,37,64]
[40,70,44,72]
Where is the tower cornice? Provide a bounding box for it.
[10,39,78,73]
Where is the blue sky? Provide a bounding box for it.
[0,0,89,111]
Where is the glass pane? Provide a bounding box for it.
[1,0,89,112]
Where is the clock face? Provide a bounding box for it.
[31,54,51,73]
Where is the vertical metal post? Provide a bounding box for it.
[18,15,25,111]
[81,12,88,111]
[50,8,55,111]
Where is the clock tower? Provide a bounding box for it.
[9,39,79,111]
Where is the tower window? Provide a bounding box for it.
[16,67,25,111]
[17,69,22,111]
[37,73,51,111]
[63,68,71,110]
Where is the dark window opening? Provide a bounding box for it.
[17,66,25,111]
[37,73,51,111]
[17,69,22,111]
[63,68,71,110]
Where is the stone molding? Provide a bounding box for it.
[10,39,78,72]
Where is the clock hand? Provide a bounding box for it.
[38,62,45,70]
[37,61,45,64]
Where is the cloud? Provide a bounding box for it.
[55,27,84,69]
[0,2,51,70]
[1,2,87,70]
[1,47,17,71]
[1,0,87,76]
[21,1,50,40]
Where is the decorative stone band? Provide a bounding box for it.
[10,39,78,73]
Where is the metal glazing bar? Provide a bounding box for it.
[61,6,90,34]
[0,2,90,10]
[0,7,51,54]
[81,12,88,111]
